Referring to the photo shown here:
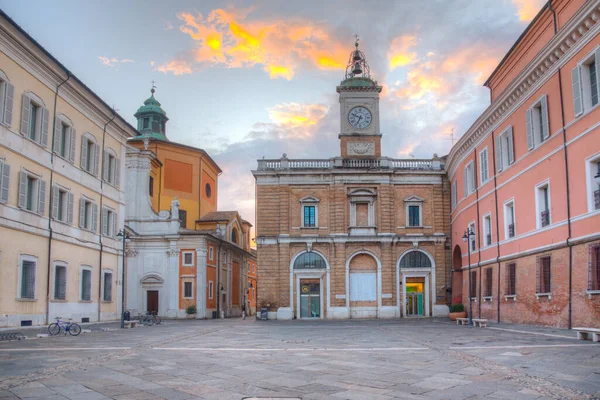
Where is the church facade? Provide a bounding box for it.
[252,44,451,320]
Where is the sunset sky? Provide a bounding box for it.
[0,0,546,238]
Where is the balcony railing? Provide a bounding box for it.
[540,210,550,227]
[508,223,515,238]
[256,156,443,171]
[595,189,600,210]
[486,234,492,246]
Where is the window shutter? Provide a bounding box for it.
[452,181,457,208]
[495,135,503,172]
[114,158,120,188]
[536,256,541,293]
[92,203,98,232]
[103,151,109,181]
[18,171,26,208]
[20,94,30,136]
[541,95,549,140]
[52,186,59,220]
[41,108,49,147]
[79,198,85,228]
[80,137,88,170]
[526,109,534,150]
[4,82,14,126]
[55,266,66,300]
[94,144,99,176]
[53,120,62,153]
[67,192,74,225]
[22,262,36,299]
[69,128,76,163]
[463,167,468,197]
[37,179,46,215]
[507,127,515,164]
[595,48,600,100]
[101,207,108,236]
[589,245,595,292]
[0,163,10,203]
[113,211,118,237]
[572,66,583,117]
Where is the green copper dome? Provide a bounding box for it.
[339,77,378,87]
[134,88,169,140]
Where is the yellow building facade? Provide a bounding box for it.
[0,12,136,327]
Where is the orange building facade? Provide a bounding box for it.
[448,0,600,328]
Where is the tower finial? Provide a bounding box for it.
[151,79,157,95]
[354,34,360,48]
[345,35,371,79]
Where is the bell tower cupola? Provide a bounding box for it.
[134,84,169,141]
[337,37,382,158]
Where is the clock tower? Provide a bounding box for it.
[337,38,382,158]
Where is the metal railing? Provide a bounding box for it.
[486,234,492,246]
[540,210,550,227]
[595,189,600,210]
[508,223,515,238]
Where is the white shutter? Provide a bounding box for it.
[92,203,98,232]
[541,95,549,140]
[69,128,76,163]
[114,158,120,188]
[67,192,74,225]
[94,144,99,176]
[452,181,457,209]
[112,211,117,237]
[101,207,108,236]
[4,82,14,126]
[349,273,376,301]
[103,151,109,181]
[526,109,534,150]
[595,48,600,101]
[79,198,85,228]
[495,135,503,172]
[463,167,468,197]
[507,127,515,164]
[41,108,49,147]
[53,119,62,154]
[481,150,488,183]
[0,163,9,203]
[20,94,30,136]
[80,137,88,170]
[52,186,59,220]
[37,179,46,215]
[572,66,583,117]
[18,171,26,208]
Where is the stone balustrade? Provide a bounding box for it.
[256,156,442,171]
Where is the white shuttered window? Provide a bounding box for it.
[349,273,376,301]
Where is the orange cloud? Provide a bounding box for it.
[442,46,498,84]
[157,60,192,75]
[159,9,350,79]
[388,35,418,70]
[269,103,328,129]
[512,0,545,22]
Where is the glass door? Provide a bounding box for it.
[300,279,320,318]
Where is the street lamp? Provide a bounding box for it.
[462,228,476,326]
[116,229,130,329]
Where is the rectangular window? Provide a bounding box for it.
[57,189,66,221]
[103,151,120,187]
[451,181,457,209]
[356,203,369,226]
[26,175,37,211]
[506,263,516,296]
[496,126,515,172]
[591,61,598,107]
[589,245,600,292]
[103,272,112,301]
[303,205,316,227]
[408,205,420,227]
[54,265,67,300]
[81,269,92,301]
[29,102,39,141]
[535,183,551,229]
[484,268,493,297]
[59,123,69,158]
[349,272,377,301]
[182,251,194,267]
[483,215,492,247]
[19,171,45,215]
[573,49,600,116]
[209,247,214,261]
[101,207,116,237]
[149,176,154,197]
[463,162,475,196]
[184,281,193,298]
[81,136,97,175]
[470,271,477,299]
[209,280,214,299]
[504,201,515,239]
[143,117,149,129]
[527,96,549,150]
[480,148,489,184]
[537,256,551,294]
[469,222,476,252]
[179,209,187,228]
[20,260,36,299]
[0,160,10,204]
[21,95,48,146]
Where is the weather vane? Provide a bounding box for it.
[151,79,157,94]
[354,34,360,46]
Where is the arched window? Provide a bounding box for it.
[293,252,327,269]
[231,228,238,244]
[399,251,431,268]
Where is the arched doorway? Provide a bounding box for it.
[452,245,463,305]
[398,250,433,317]
[291,251,328,319]
[347,252,379,319]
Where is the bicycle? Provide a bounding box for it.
[48,317,82,336]
[138,311,161,325]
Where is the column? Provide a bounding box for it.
[167,246,180,317]
[196,244,207,319]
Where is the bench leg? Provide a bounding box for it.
[577,332,587,340]
[593,333,600,343]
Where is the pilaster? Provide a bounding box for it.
[196,245,207,319]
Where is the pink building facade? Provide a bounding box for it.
[447,0,600,328]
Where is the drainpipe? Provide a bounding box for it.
[45,72,71,325]
[97,110,116,323]
[491,129,502,324]
[549,0,573,329]
[216,240,222,317]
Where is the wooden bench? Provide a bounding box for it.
[573,327,600,342]
[472,318,488,328]
[456,318,470,326]
[123,321,138,329]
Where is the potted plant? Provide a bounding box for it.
[449,303,466,321]
[185,305,197,319]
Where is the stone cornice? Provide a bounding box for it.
[446,1,600,177]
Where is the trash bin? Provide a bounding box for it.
[123,310,130,321]
[260,308,268,320]
[212,311,217,319]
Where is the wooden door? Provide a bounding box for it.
[147,290,159,314]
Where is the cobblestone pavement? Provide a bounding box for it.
[0,318,598,399]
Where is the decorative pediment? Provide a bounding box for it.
[348,188,377,197]
[140,273,164,285]
[404,195,424,203]
[299,195,320,203]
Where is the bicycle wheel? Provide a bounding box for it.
[153,315,161,325]
[48,323,61,336]
[68,323,82,336]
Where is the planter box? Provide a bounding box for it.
[186,314,196,319]
[449,311,467,321]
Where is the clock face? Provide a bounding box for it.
[348,106,372,129]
